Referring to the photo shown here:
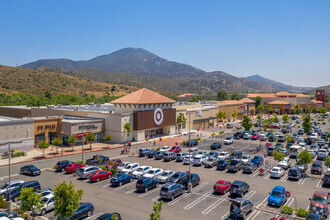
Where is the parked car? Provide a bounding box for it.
[86,154,109,166]
[183,155,194,164]
[169,146,182,153]
[277,157,291,170]
[218,151,230,160]
[229,198,253,218]
[299,142,307,150]
[251,155,264,166]
[217,159,228,170]
[306,213,323,220]
[0,211,19,218]
[288,167,302,180]
[243,162,258,174]
[20,165,41,176]
[309,191,329,219]
[6,181,41,202]
[163,152,176,161]
[308,150,316,158]
[96,213,122,220]
[224,137,234,145]
[229,150,243,160]
[270,167,285,178]
[311,144,319,153]
[234,132,243,139]
[176,152,188,162]
[229,181,249,197]
[88,170,112,182]
[317,149,328,160]
[55,161,72,172]
[186,139,198,146]
[106,158,122,170]
[251,133,259,140]
[277,135,285,142]
[143,168,163,179]
[311,161,323,175]
[227,159,244,172]
[169,172,187,184]
[159,146,172,152]
[295,161,308,173]
[65,163,86,174]
[33,194,54,216]
[196,150,208,156]
[268,135,276,142]
[298,129,304,135]
[241,155,252,163]
[182,174,200,189]
[116,162,131,172]
[36,188,53,197]
[204,158,219,168]
[65,202,94,220]
[267,146,275,156]
[110,174,133,186]
[77,166,101,179]
[243,133,252,140]
[154,151,165,160]
[138,148,151,157]
[322,170,330,186]
[159,182,184,201]
[146,150,158,158]
[260,134,267,141]
[0,180,24,197]
[213,180,231,194]
[318,139,326,146]
[226,123,234,129]
[193,155,207,166]
[155,170,175,183]
[210,142,222,150]
[279,148,289,156]
[136,178,159,192]
[268,186,287,207]
[207,151,219,159]
[132,166,152,179]
[187,147,198,155]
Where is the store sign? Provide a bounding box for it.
[154,108,164,126]
[37,124,56,132]
[78,125,98,131]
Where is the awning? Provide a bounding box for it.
[193,117,218,122]
[75,132,88,138]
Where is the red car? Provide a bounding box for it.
[213,180,232,194]
[106,158,122,170]
[89,170,112,182]
[169,146,182,153]
[251,133,259,140]
[65,163,86,174]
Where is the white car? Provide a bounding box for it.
[289,123,295,127]
[260,134,267,141]
[159,146,172,152]
[277,157,291,170]
[143,168,163,178]
[116,162,131,172]
[241,155,252,163]
[156,170,175,183]
[298,142,306,150]
[132,166,152,179]
[318,139,326,146]
[218,151,230,160]
[317,149,328,160]
[183,155,194,164]
[121,163,140,174]
[243,133,252,139]
[311,133,318,139]
[297,137,304,143]
[270,167,285,178]
[224,137,234,145]
[192,155,207,166]
[196,150,208,156]
[0,180,24,197]
[33,194,55,215]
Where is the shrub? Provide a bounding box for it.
[297,126,301,128]
[109,168,118,176]
[195,138,201,141]
[12,152,25,158]
[280,206,293,215]
[53,164,57,170]
[99,166,107,171]
[20,213,29,219]
[219,131,224,135]
[0,196,7,209]
[108,161,117,165]
[76,160,83,164]
[296,208,308,217]
[322,122,326,125]
[150,148,155,151]
[156,148,161,151]
[13,208,25,215]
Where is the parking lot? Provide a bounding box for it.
[0,115,329,220]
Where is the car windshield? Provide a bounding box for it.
[253,156,260,160]
[209,152,215,155]
[312,195,327,203]
[215,182,224,186]
[124,165,132,169]
[272,168,279,172]
[136,168,144,172]
[230,160,238,165]
[40,197,48,203]
[226,137,231,140]
[172,173,180,178]
[245,163,252,167]
[207,159,214,162]
[219,160,226,163]
[90,171,98,175]
[242,156,249,159]
[220,153,227,156]
[271,190,281,197]
[312,164,322,168]
[118,163,125,168]
[161,172,168,176]
[147,170,155,174]
[0,184,9,189]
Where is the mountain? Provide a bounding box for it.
[245,74,313,93]
[21,48,279,94]
[306,85,330,95]
[0,65,137,97]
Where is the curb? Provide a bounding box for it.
[256,204,305,220]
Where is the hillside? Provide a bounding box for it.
[0,65,137,97]
[306,85,330,95]
[245,74,313,92]
[21,48,279,94]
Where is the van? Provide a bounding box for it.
[187,147,198,155]
[7,180,41,202]
[138,148,150,157]
[289,145,302,158]
[267,146,275,156]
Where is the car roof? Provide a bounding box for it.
[273,186,285,191]
[150,168,160,171]
[232,180,244,185]
[314,190,328,197]
[139,165,151,168]
[163,182,177,188]
[313,161,322,164]
[217,180,228,183]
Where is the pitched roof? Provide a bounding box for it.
[311,99,324,104]
[246,93,276,98]
[294,93,310,97]
[268,100,290,105]
[111,88,176,104]
[240,97,255,103]
[216,100,244,106]
[177,93,195,98]
[275,92,292,96]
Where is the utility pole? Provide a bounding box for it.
[188,112,192,193]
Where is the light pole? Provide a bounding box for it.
[61,131,64,156]
[188,112,192,193]
[81,126,84,163]
[0,140,23,211]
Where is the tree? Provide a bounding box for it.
[217,90,228,101]
[272,151,285,162]
[44,90,53,100]
[282,114,289,123]
[256,113,262,131]
[284,133,292,143]
[305,106,311,114]
[86,132,95,150]
[111,214,119,220]
[104,135,112,148]
[230,92,240,100]
[54,181,83,220]
[19,187,43,219]
[325,157,330,168]
[123,122,131,141]
[265,105,273,113]
[318,107,327,117]
[149,200,163,220]
[292,105,302,115]
[38,140,49,157]
[255,96,262,108]
[176,113,187,131]
[302,114,312,135]
[52,137,62,154]
[216,111,226,123]
[231,111,238,121]
[68,135,77,152]
[272,113,279,123]
[297,150,313,165]
[256,105,264,114]
[241,115,252,131]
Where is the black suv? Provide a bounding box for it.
[322,171,330,186]
[182,174,200,189]
[230,181,249,197]
[56,160,72,172]
[268,136,276,142]
[6,181,41,202]
[169,172,188,184]
[20,165,41,176]
[227,159,244,172]
[306,137,315,145]
[234,132,243,139]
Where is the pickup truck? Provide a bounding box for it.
[86,154,109,166]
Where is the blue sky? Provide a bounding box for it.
[0,0,329,87]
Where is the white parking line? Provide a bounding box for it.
[86,212,103,220]
[221,211,230,219]
[245,190,256,200]
[139,188,159,198]
[285,198,294,207]
[114,182,135,191]
[93,181,105,185]
[168,182,209,206]
[298,177,307,185]
[184,190,213,210]
[280,174,288,182]
[306,205,310,211]
[126,188,136,195]
[152,196,161,201]
[102,184,109,188]
[250,168,261,177]
[202,194,229,215]
[264,173,270,179]
[260,196,269,205]
[316,179,322,188]
[210,166,217,171]
[248,210,260,220]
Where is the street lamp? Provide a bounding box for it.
[187,111,192,193]
[61,131,64,156]
[0,140,23,211]
[81,126,84,163]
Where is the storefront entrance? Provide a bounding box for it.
[145,128,163,139]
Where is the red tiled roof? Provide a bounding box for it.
[275,92,292,95]
[177,93,195,98]
[246,93,276,98]
[240,98,255,103]
[311,100,324,104]
[111,88,176,104]
[216,100,244,106]
[294,93,311,97]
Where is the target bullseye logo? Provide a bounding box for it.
[154,108,163,125]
